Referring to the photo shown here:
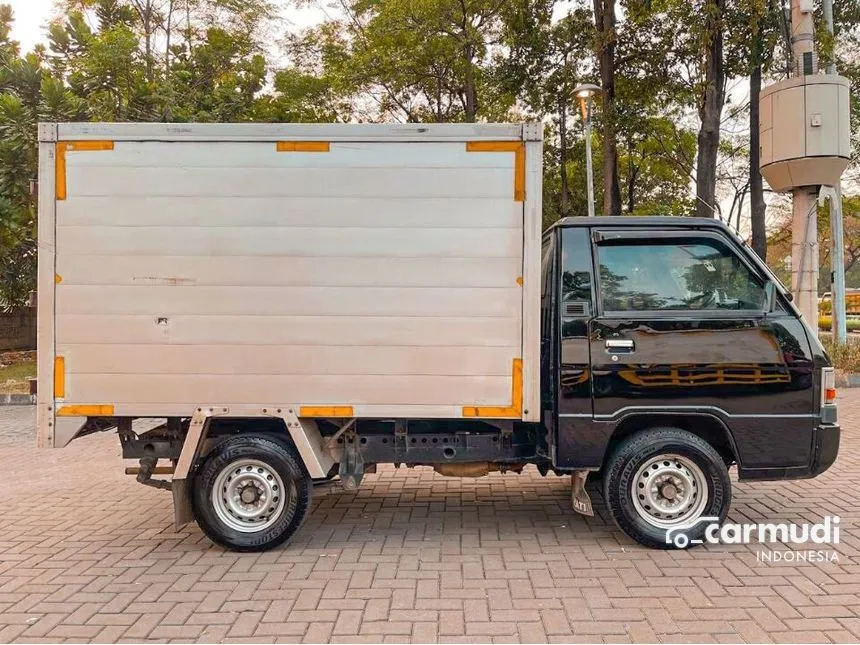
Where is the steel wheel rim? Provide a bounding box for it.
[630,453,708,529]
[212,459,288,533]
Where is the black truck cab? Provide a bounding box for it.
[540,217,839,547]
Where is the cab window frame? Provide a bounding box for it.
[591,229,770,319]
[541,231,555,300]
[558,227,597,338]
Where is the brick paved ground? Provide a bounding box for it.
[1,393,859,644]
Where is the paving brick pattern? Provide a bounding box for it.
[1,393,859,643]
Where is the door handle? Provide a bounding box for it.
[605,339,635,352]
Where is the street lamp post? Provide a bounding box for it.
[573,83,601,217]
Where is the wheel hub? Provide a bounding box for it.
[660,483,678,500]
[239,483,261,504]
[631,454,708,529]
[211,459,287,533]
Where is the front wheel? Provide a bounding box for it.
[191,434,312,551]
[602,427,731,549]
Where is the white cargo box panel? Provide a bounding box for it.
[37,123,543,447]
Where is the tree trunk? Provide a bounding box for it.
[162,0,175,121]
[627,165,638,214]
[626,134,637,213]
[135,0,154,82]
[463,44,477,122]
[436,73,443,122]
[165,0,174,77]
[593,0,621,216]
[749,51,767,259]
[695,0,725,219]
[559,98,571,217]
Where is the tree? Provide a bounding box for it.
[602,0,698,218]
[499,1,593,219]
[617,115,696,216]
[50,0,276,122]
[288,0,521,124]
[749,57,766,257]
[592,0,620,216]
[695,0,726,219]
[726,0,777,258]
[0,4,86,308]
[767,196,860,291]
[824,0,860,183]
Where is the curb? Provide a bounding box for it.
[0,394,35,406]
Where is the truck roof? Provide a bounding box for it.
[548,216,731,231]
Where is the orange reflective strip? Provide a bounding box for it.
[299,406,354,417]
[55,144,65,200]
[466,141,525,201]
[466,141,521,153]
[55,141,114,200]
[276,141,330,152]
[54,356,65,398]
[514,144,525,201]
[462,358,523,418]
[57,405,115,416]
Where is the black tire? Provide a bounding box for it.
[191,434,312,552]
[602,427,731,549]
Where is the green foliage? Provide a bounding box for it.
[767,195,860,292]
[286,0,531,123]
[0,0,289,305]
[820,335,860,372]
[0,0,859,307]
[0,7,88,308]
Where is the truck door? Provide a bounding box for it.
[588,228,817,471]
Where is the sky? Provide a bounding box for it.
[8,0,56,52]
[7,0,327,52]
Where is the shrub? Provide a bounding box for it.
[818,317,860,332]
[821,336,860,373]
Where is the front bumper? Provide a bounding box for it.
[809,422,840,477]
[738,422,840,481]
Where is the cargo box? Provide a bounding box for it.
[37,123,543,447]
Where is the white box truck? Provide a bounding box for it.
[37,122,839,551]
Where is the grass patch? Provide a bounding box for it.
[821,336,860,373]
[0,359,36,394]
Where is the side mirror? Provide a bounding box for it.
[764,282,777,313]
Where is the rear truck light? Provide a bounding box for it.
[822,367,837,406]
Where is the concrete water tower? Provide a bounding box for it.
[758,0,851,330]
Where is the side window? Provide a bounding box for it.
[597,238,766,312]
[560,228,594,336]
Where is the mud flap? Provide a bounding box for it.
[338,435,364,490]
[571,470,594,516]
[172,410,211,530]
[172,479,193,529]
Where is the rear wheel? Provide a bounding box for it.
[191,434,312,551]
[603,427,731,549]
